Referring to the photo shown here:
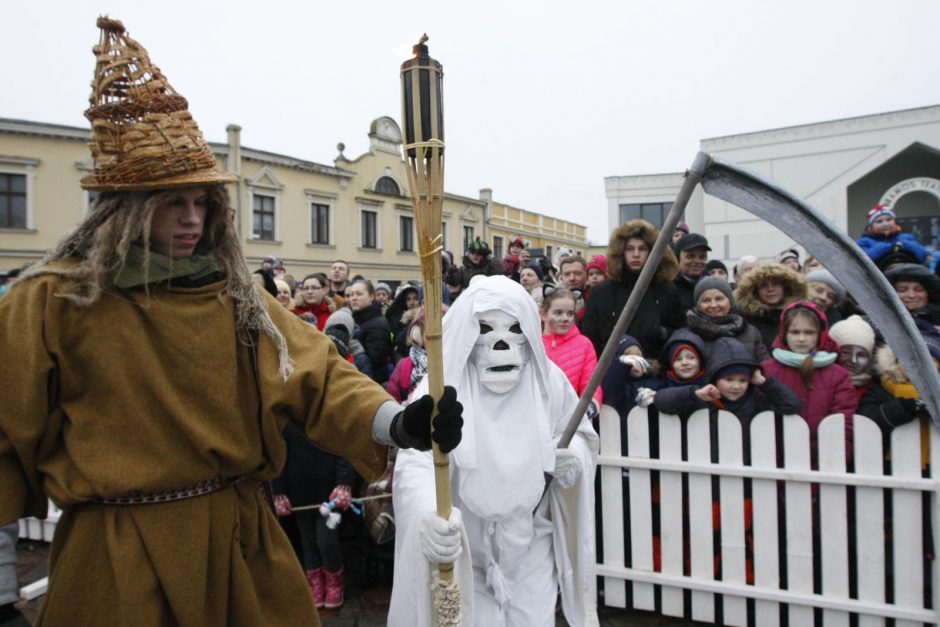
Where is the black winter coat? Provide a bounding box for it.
[272,423,358,507]
[582,273,685,359]
[352,301,392,383]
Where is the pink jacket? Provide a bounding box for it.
[542,325,602,405]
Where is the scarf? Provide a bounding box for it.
[409,345,428,389]
[686,308,746,340]
[111,244,221,289]
[772,347,837,368]
[881,378,920,399]
[850,371,873,388]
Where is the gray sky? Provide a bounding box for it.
[3,0,939,244]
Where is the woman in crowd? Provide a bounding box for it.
[761,301,857,467]
[385,284,422,359]
[884,263,940,328]
[735,262,807,349]
[804,269,846,325]
[684,276,769,361]
[385,308,428,403]
[520,263,545,306]
[346,279,393,383]
[293,272,335,331]
[274,279,294,310]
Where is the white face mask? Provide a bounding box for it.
[469,309,529,394]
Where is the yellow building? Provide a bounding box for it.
[0,116,587,282]
[483,192,590,263]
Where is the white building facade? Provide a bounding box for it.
[605,105,940,266]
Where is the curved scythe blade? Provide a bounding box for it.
[697,151,940,429]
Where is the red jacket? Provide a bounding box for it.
[761,356,857,466]
[542,325,602,405]
[292,300,332,331]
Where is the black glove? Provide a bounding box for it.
[390,386,464,453]
[896,398,923,423]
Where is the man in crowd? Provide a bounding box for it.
[673,233,711,312]
[329,259,350,307]
[583,219,685,358]
[559,255,590,322]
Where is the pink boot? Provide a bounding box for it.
[306,568,325,608]
[323,567,345,609]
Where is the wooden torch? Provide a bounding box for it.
[401,35,461,624]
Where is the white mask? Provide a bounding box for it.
[469,309,529,394]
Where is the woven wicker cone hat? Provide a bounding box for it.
[80,17,236,192]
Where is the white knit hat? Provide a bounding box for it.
[829,315,875,352]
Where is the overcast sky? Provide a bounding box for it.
[3,0,940,244]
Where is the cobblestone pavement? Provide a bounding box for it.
[15,540,702,626]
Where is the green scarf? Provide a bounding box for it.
[772,347,837,368]
[111,245,222,289]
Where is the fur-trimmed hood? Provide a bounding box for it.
[874,344,907,384]
[734,262,807,318]
[606,219,678,284]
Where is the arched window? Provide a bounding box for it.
[375,176,400,196]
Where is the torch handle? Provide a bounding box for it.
[421,258,455,580]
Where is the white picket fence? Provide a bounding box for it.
[596,405,940,626]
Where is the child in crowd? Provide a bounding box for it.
[761,301,857,467]
[648,329,709,417]
[385,308,428,403]
[857,320,940,436]
[540,287,602,409]
[585,254,609,287]
[829,315,877,401]
[856,204,927,268]
[601,335,659,420]
[655,336,802,423]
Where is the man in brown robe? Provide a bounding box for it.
[0,17,460,627]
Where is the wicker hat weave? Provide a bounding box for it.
[80,17,235,191]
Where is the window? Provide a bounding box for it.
[0,173,27,229]
[310,202,330,245]
[493,235,503,259]
[545,245,553,261]
[252,193,276,240]
[441,221,448,251]
[619,202,676,228]
[400,216,415,252]
[375,176,400,196]
[463,226,475,252]
[361,210,378,249]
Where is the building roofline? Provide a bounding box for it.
[701,104,940,144]
[0,118,356,178]
[236,145,355,178]
[0,118,90,141]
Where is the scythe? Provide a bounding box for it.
[698,152,940,429]
[557,151,940,452]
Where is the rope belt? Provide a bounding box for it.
[94,475,246,505]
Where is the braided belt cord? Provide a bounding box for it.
[94,475,246,505]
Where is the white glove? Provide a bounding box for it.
[551,447,583,489]
[419,508,463,564]
[619,354,650,378]
[635,387,656,408]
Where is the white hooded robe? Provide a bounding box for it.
[388,276,599,627]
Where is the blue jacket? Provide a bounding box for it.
[856,230,927,264]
